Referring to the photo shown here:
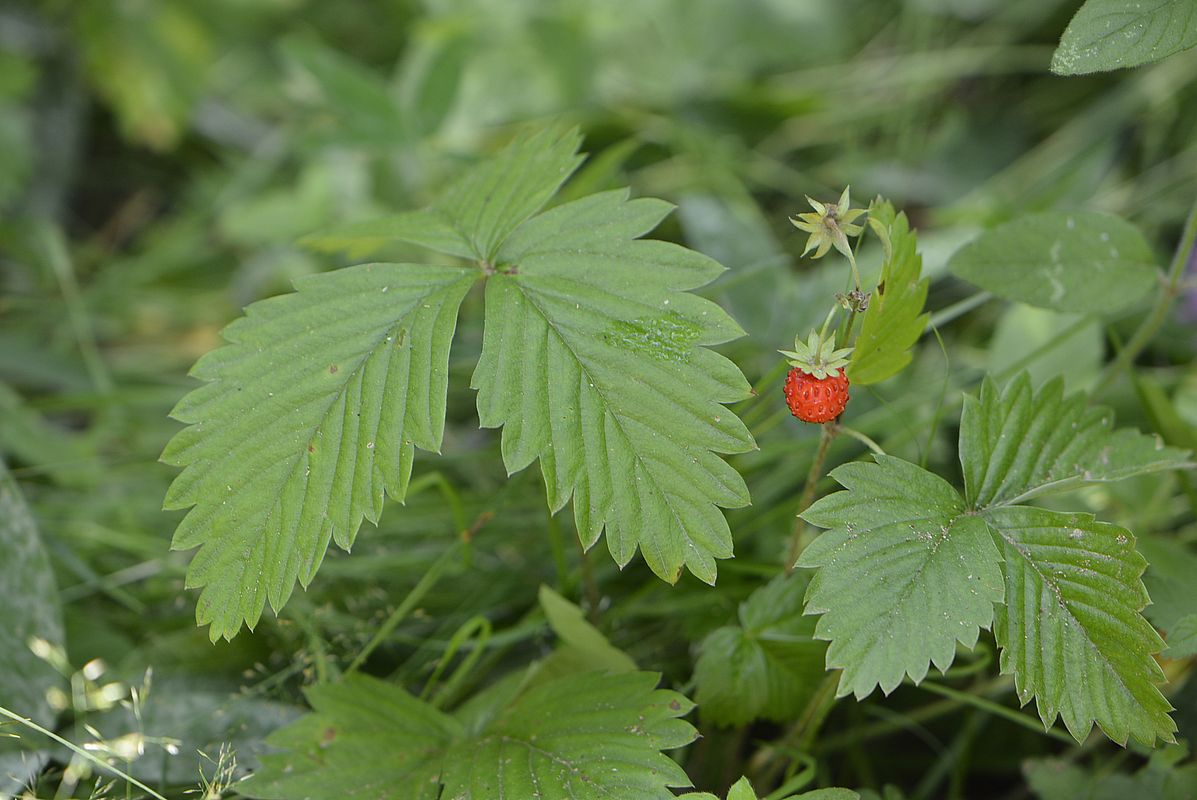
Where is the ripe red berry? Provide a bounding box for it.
[784,367,849,423]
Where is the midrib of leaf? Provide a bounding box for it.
[508,277,707,572]
[1080,1,1188,47]
[988,509,1169,743]
[189,283,447,522]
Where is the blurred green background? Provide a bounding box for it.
[2,0,1197,798]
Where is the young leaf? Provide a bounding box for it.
[798,456,1004,699]
[242,671,696,800]
[986,506,1175,745]
[472,189,755,584]
[0,460,65,732]
[960,373,1192,508]
[162,264,475,640]
[694,573,827,726]
[539,584,637,673]
[947,212,1159,313]
[1051,0,1197,75]
[848,201,929,386]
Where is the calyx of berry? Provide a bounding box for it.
[779,331,853,380]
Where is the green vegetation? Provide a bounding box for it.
[3,1,1197,798]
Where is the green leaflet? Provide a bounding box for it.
[472,189,754,584]
[694,573,827,726]
[847,201,929,386]
[162,264,475,640]
[796,372,1184,744]
[799,456,1003,698]
[163,127,756,638]
[987,507,1174,746]
[960,373,1191,508]
[540,584,637,673]
[241,671,696,800]
[947,212,1158,313]
[1051,0,1197,75]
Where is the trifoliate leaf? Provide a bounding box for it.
[986,506,1175,745]
[848,201,928,386]
[1051,0,1197,75]
[0,460,65,734]
[162,264,475,640]
[960,373,1192,508]
[472,189,755,584]
[694,573,827,726]
[946,211,1158,313]
[242,671,696,800]
[798,456,1004,699]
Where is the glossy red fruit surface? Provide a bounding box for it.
[784,367,849,423]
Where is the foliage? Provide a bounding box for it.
[162,129,754,640]
[799,374,1189,744]
[1052,0,1197,74]
[3,1,1197,798]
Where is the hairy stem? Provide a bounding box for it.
[784,422,839,572]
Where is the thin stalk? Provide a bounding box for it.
[38,224,113,395]
[928,291,992,330]
[917,681,1075,743]
[346,544,461,673]
[0,705,168,800]
[1095,197,1197,396]
[784,423,839,572]
[838,425,885,455]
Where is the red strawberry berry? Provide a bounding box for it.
[784,367,849,424]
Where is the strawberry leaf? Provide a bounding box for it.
[960,373,1192,508]
[985,506,1175,745]
[1051,0,1197,75]
[472,188,755,584]
[241,671,696,800]
[848,201,929,386]
[947,212,1159,313]
[798,455,1004,699]
[162,264,475,640]
[694,573,827,726]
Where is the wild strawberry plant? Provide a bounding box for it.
[148,116,1197,797]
